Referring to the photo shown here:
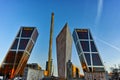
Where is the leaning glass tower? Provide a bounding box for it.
[0,27,38,79]
[73,29,106,80]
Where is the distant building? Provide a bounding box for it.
[73,29,106,80]
[72,65,80,78]
[22,63,44,80]
[26,63,41,70]
[0,27,38,79]
[22,68,44,80]
[108,67,120,80]
[56,23,72,79]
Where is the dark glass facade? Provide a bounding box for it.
[84,53,91,65]
[80,41,90,52]
[21,27,34,37]
[0,27,38,79]
[90,41,97,52]
[73,29,105,72]
[76,29,88,39]
[11,39,19,49]
[92,54,103,66]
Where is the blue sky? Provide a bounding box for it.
[0,0,120,75]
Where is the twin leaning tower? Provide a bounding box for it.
[0,13,106,80]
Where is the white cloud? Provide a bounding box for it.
[95,0,103,26]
